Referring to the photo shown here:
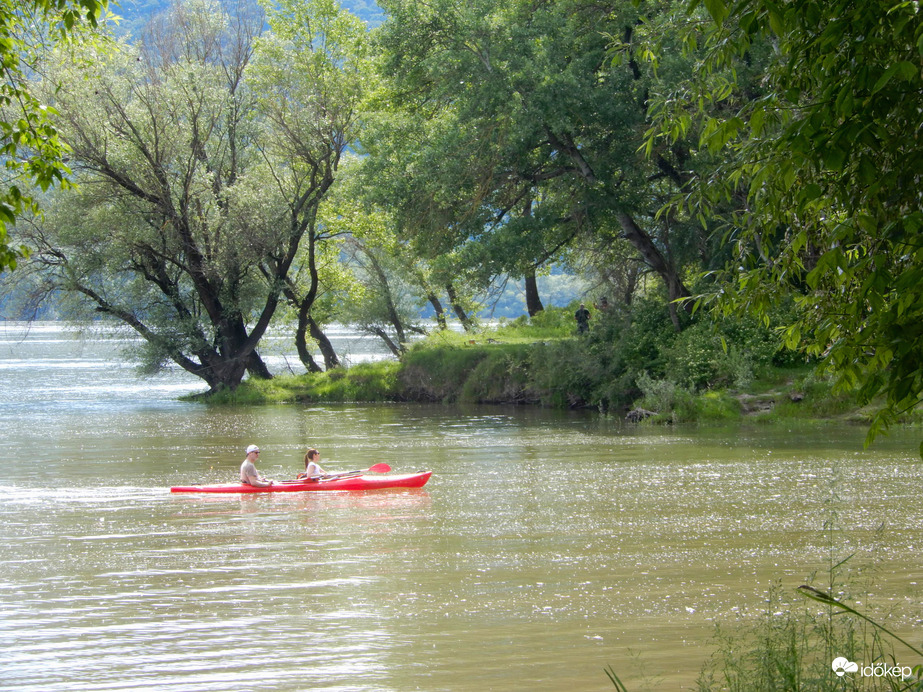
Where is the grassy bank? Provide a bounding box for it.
[201,361,404,405]
[195,304,921,428]
[198,348,873,425]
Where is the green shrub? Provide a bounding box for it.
[659,314,790,391]
[459,347,537,403]
[591,298,675,379]
[662,322,723,390]
[528,339,600,407]
[635,371,680,414]
[302,362,401,401]
[694,390,742,421]
[633,371,741,423]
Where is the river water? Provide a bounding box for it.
[1,322,921,691]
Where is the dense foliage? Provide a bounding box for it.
[13,0,368,391]
[0,0,108,272]
[644,0,923,444]
[4,0,922,439]
[362,0,711,327]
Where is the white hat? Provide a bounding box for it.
[246,444,260,454]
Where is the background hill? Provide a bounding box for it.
[111,0,385,36]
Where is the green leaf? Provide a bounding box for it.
[834,84,854,118]
[704,116,744,154]
[857,155,877,185]
[822,143,848,171]
[701,0,729,24]
[895,60,919,82]
[749,106,765,135]
[764,0,786,36]
[871,63,900,94]
[800,183,822,201]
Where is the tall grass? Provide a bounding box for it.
[605,569,922,692]
[606,487,923,692]
[691,579,922,692]
[692,476,922,691]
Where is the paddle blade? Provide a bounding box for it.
[368,463,391,474]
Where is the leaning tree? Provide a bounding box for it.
[18,0,368,391]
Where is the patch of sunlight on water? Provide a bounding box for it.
[2,324,922,690]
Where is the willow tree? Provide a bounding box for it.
[248,0,370,373]
[18,0,368,392]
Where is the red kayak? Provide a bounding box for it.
[171,470,431,494]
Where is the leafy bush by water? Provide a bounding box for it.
[192,299,854,425]
[195,361,402,404]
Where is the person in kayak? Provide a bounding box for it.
[240,444,273,487]
[296,448,327,480]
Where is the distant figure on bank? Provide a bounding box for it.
[297,448,327,480]
[240,444,273,487]
[595,296,610,312]
[575,303,591,334]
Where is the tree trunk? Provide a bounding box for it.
[623,263,639,306]
[280,234,339,373]
[309,316,341,370]
[446,282,474,331]
[362,247,407,349]
[292,312,340,372]
[428,292,448,330]
[246,352,273,380]
[295,309,324,373]
[524,270,544,316]
[615,211,691,330]
[370,326,403,358]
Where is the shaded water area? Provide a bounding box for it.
[1,322,921,690]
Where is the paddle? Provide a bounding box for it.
[282,462,391,484]
[311,462,391,481]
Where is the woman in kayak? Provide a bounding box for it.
[240,444,273,487]
[297,448,327,480]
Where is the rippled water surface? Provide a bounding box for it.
[1,323,921,690]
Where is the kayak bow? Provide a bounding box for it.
[170,470,431,494]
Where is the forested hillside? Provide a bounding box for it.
[113,0,384,33]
